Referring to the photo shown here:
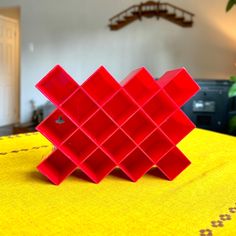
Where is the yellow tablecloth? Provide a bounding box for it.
[0,129,236,236]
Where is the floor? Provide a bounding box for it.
[0,125,13,136]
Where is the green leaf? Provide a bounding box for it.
[226,0,236,11]
[230,76,236,82]
[228,83,236,97]
[228,116,236,134]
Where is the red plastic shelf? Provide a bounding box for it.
[37,109,77,147]
[37,149,77,185]
[160,110,195,144]
[103,89,138,125]
[82,109,117,144]
[143,90,177,125]
[158,68,199,107]
[122,67,160,105]
[102,129,136,164]
[36,65,200,185]
[119,148,154,182]
[36,66,79,106]
[60,88,98,126]
[140,129,173,163]
[82,66,120,105]
[59,129,96,165]
[156,147,191,180]
[121,110,156,144]
[79,148,116,184]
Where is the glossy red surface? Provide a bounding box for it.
[36,65,199,184]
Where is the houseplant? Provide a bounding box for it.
[226,0,236,11]
[228,76,236,135]
[226,1,236,134]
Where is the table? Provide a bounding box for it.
[0,129,235,236]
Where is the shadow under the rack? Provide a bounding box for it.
[29,167,166,185]
[109,168,131,181]
[28,170,52,185]
[146,167,167,179]
[70,169,93,182]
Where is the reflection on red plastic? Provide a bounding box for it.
[36,65,199,184]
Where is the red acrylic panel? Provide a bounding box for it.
[59,129,97,165]
[122,110,156,144]
[82,66,120,105]
[102,129,136,164]
[119,148,153,182]
[103,89,138,125]
[156,147,191,180]
[36,65,199,184]
[160,110,195,144]
[82,109,117,144]
[61,88,98,126]
[36,109,77,147]
[79,148,116,183]
[143,90,177,125]
[36,65,79,106]
[37,149,77,185]
[158,67,200,107]
[122,67,160,105]
[140,129,174,163]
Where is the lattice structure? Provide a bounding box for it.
[36,65,200,185]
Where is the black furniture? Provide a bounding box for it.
[182,79,234,134]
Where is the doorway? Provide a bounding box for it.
[0,8,20,127]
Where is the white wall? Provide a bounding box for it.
[0,0,236,122]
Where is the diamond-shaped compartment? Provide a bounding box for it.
[122,67,160,106]
[157,68,200,107]
[119,148,154,182]
[79,148,116,183]
[156,147,191,180]
[103,89,138,125]
[102,129,136,164]
[82,109,117,144]
[61,88,98,126]
[59,129,97,165]
[140,129,174,163]
[37,149,77,185]
[82,66,120,105]
[36,109,77,146]
[36,65,79,106]
[160,110,195,144]
[122,110,156,144]
[143,90,177,125]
